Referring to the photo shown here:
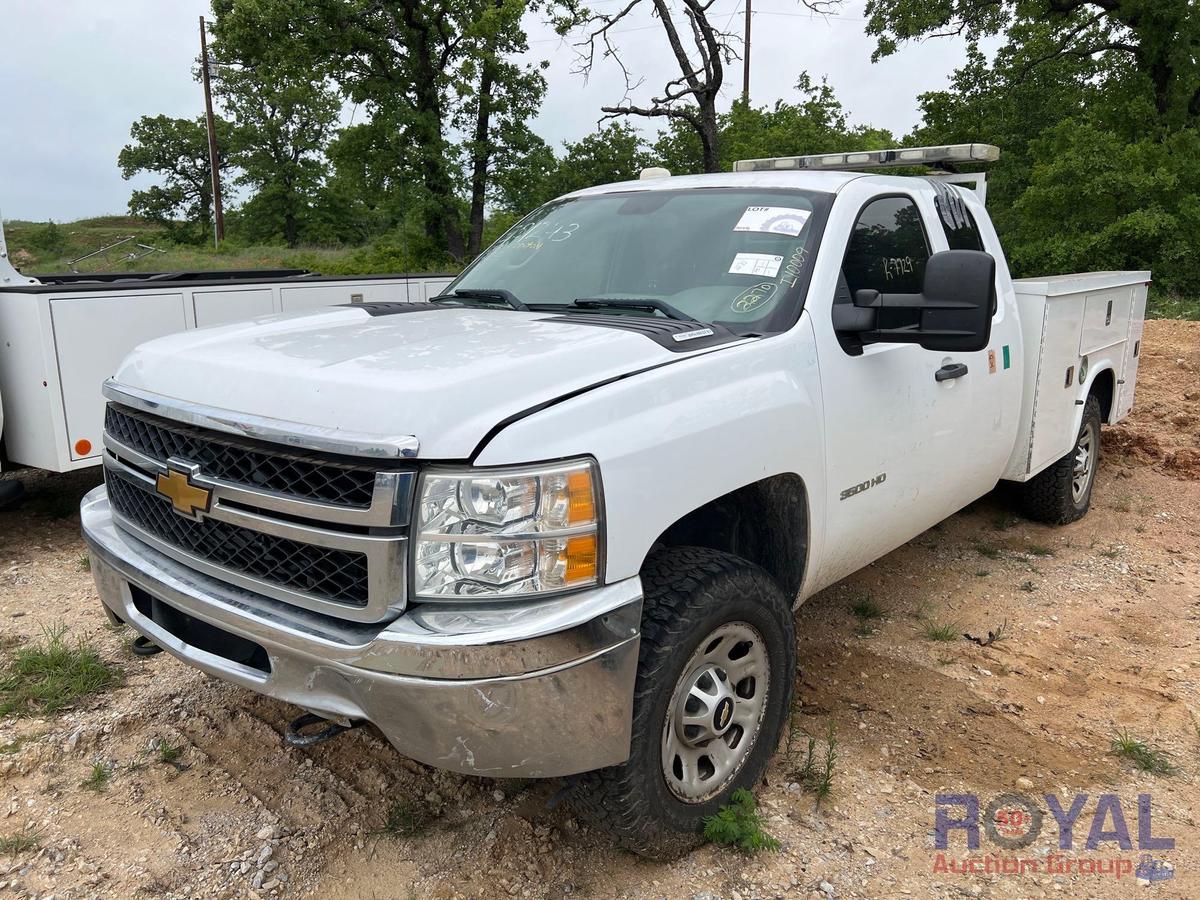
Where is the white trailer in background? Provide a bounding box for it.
[0,227,451,475]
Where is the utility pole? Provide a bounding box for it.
[742,0,751,105]
[199,16,225,247]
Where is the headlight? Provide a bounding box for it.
[413,459,601,599]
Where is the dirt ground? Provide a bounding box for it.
[1,319,1198,900]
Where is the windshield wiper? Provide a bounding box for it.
[571,297,700,323]
[430,288,529,311]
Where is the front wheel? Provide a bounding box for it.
[570,547,796,857]
[1020,394,1102,524]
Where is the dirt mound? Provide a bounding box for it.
[1102,426,1164,464]
[1104,319,1200,478]
[1164,446,1200,479]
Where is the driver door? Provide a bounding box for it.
[813,192,982,583]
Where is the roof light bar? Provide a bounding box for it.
[733,143,1000,173]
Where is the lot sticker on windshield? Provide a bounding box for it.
[732,206,812,236]
[729,253,784,277]
[731,281,778,314]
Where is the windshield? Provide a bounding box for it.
[450,188,831,331]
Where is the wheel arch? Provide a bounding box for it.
[644,472,809,600]
[1087,366,1117,423]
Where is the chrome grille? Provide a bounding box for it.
[107,469,370,607]
[105,404,377,508]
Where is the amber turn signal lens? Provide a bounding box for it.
[564,534,598,583]
[74,439,93,456]
[566,470,596,525]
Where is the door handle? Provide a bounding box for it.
[935,363,968,382]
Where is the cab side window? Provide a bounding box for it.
[842,196,930,297]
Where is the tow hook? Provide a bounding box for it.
[130,635,163,656]
[283,712,362,748]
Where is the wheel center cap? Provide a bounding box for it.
[713,697,735,735]
[676,663,740,745]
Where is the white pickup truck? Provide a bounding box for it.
[81,144,1148,854]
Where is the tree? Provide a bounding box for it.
[865,0,1200,127]
[118,114,234,241]
[544,122,653,202]
[652,74,890,174]
[287,0,551,261]
[457,1,549,255]
[209,3,343,247]
[904,11,1200,295]
[575,1,839,173]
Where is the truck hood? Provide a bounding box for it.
[112,305,700,459]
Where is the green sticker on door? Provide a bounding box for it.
[1002,345,1011,369]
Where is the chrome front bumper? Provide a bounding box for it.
[82,486,642,777]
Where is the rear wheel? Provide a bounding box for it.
[570,547,796,857]
[1020,395,1102,524]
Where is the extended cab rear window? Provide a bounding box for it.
[933,188,985,251]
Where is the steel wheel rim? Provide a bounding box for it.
[661,621,771,803]
[1072,420,1098,503]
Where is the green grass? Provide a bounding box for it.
[1025,543,1055,558]
[1147,293,1200,320]
[1098,546,1120,559]
[851,597,883,620]
[375,799,433,838]
[2,215,444,278]
[1111,729,1175,775]
[154,739,182,765]
[83,761,112,792]
[0,734,39,755]
[975,570,991,578]
[0,826,42,855]
[790,721,838,804]
[912,599,934,621]
[78,553,91,572]
[972,540,1003,560]
[0,625,120,718]
[922,621,961,642]
[703,788,780,852]
[990,514,1021,532]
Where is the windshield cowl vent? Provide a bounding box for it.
[538,313,742,353]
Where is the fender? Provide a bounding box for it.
[1073,360,1118,436]
[473,318,829,591]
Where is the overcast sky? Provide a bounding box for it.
[0,0,981,223]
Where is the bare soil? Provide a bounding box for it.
[1,320,1198,900]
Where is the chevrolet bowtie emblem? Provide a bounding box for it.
[156,467,212,518]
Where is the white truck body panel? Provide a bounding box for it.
[1003,272,1150,481]
[111,305,731,460]
[0,273,453,472]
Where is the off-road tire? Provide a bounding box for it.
[0,478,25,511]
[570,546,796,858]
[1020,395,1102,524]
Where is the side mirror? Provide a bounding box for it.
[832,250,994,353]
[915,250,995,352]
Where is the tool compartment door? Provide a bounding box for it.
[1080,286,1131,355]
[51,292,188,461]
[1028,295,1086,474]
[193,288,275,327]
